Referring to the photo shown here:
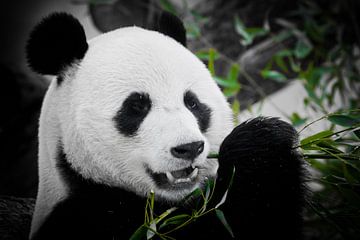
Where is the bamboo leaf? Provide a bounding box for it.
[215,209,235,238]
[227,64,240,83]
[158,0,177,15]
[159,214,191,230]
[294,39,313,59]
[232,99,240,125]
[234,16,251,46]
[223,86,241,97]
[208,48,216,76]
[147,221,156,239]
[129,224,148,240]
[300,130,334,146]
[343,165,359,184]
[274,55,288,73]
[260,70,287,82]
[196,49,219,61]
[216,166,236,208]
[185,22,201,39]
[328,114,360,127]
[290,112,307,127]
[213,76,239,88]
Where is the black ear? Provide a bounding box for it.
[156,11,187,47]
[26,12,88,75]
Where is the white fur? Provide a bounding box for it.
[30,26,233,236]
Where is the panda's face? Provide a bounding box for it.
[57,27,233,202]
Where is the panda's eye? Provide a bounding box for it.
[183,90,212,133]
[187,100,197,109]
[129,93,150,114]
[184,92,199,110]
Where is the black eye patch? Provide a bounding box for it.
[184,91,211,132]
[113,92,151,137]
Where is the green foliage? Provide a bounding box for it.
[234,16,269,46]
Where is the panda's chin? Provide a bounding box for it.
[146,165,201,191]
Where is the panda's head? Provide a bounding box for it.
[27,12,233,202]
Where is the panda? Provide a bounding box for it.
[26,11,306,240]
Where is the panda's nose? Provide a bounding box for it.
[171,141,205,161]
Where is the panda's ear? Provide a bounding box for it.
[156,11,187,47]
[26,12,88,75]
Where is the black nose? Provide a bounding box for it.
[171,141,205,161]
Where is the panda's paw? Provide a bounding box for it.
[219,116,299,161]
[217,116,305,183]
[216,117,307,239]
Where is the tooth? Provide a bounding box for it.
[189,167,199,179]
[166,172,175,183]
[175,178,191,184]
[191,164,195,169]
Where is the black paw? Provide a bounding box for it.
[216,117,306,239]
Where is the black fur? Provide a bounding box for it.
[31,144,153,240]
[26,12,88,77]
[216,117,307,239]
[32,117,306,240]
[184,91,211,132]
[155,11,187,47]
[113,92,152,137]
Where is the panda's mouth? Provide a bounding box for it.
[165,166,199,184]
[147,165,200,189]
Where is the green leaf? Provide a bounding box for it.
[215,209,235,238]
[246,27,269,40]
[234,16,268,46]
[215,189,229,209]
[316,140,343,154]
[274,55,288,73]
[261,70,287,82]
[223,85,241,97]
[213,76,239,88]
[272,30,292,43]
[158,0,177,15]
[231,99,240,125]
[328,114,360,127]
[147,221,156,239]
[204,178,215,202]
[343,165,359,184]
[290,112,307,127]
[288,55,301,72]
[185,22,201,39]
[300,130,334,146]
[227,64,240,83]
[196,49,219,61]
[208,48,216,76]
[159,214,191,230]
[294,39,313,59]
[215,166,235,209]
[129,224,148,240]
[234,16,251,46]
[275,49,293,57]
